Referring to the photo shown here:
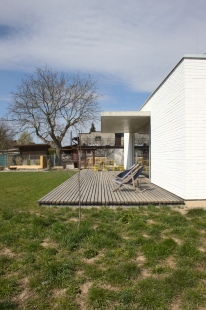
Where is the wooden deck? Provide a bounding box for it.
[38,170,184,206]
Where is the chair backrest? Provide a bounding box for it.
[123,165,145,184]
[133,166,145,181]
[116,164,139,180]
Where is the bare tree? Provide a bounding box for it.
[0,121,16,150]
[8,67,100,163]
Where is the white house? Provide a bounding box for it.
[101,54,206,201]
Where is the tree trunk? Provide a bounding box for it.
[55,146,62,166]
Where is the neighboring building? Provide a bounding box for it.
[15,144,51,156]
[80,131,124,168]
[0,143,51,168]
[101,54,206,200]
[80,132,124,147]
[62,131,149,169]
[62,132,124,168]
[0,148,19,155]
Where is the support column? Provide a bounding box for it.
[124,133,134,169]
[92,150,95,166]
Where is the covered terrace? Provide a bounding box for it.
[101,111,151,176]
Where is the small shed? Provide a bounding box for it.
[15,144,51,156]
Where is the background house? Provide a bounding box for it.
[0,143,51,168]
[16,144,51,156]
[62,131,149,169]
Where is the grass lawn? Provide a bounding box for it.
[0,171,206,309]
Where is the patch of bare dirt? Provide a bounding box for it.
[140,268,151,278]
[165,256,177,269]
[83,257,96,265]
[92,224,99,229]
[100,283,120,292]
[13,277,34,305]
[68,215,86,223]
[173,204,206,215]
[19,277,29,286]
[69,217,79,222]
[76,270,84,276]
[52,288,67,298]
[135,254,151,278]
[169,297,182,310]
[76,281,93,310]
[135,254,146,265]
[171,206,188,215]
[172,237,182,245]
[6,271,19,279]
[0,248,16,257]
[147,219,156,224]
[29,211,41,216]
[41,238,57,248]
[121,236,130,240]
[142,233,149,238]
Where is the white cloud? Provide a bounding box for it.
[0,95,10,102]
[0,0,206,92]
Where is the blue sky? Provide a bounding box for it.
[0,0,206,134]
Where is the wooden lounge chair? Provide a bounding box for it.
[113,165,145,192]
[115,164,139,181]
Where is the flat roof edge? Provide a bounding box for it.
[183,54,206,59]
[140,54,206,110]
[101,111,151,117]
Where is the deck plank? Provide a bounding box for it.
[38,170,184,206]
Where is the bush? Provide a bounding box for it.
[7,156,13,167]
[15,156,22,165]
[48,148,56,155]
[47,159,51,169]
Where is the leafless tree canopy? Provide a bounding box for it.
[0,121,16,150]
[8,67,101,159]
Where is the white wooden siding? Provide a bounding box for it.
[141,58,206,199]
[141,62,186,198]
[184,59,206,199]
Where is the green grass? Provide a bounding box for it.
[1,172,206,309]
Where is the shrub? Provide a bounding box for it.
[35,159,40,165]
[47,159,51,169]
[48,148,56,155]
[7,156,13,167]
[15,156,22,165]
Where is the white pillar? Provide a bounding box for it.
[124,133,134,169]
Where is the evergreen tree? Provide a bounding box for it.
[90,122,96,133]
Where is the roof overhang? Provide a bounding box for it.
[101,111,151,133]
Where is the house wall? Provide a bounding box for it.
[141,60,186,198]
[80,132,115,144]
[184,59,206,199]
[141,57,206,199]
